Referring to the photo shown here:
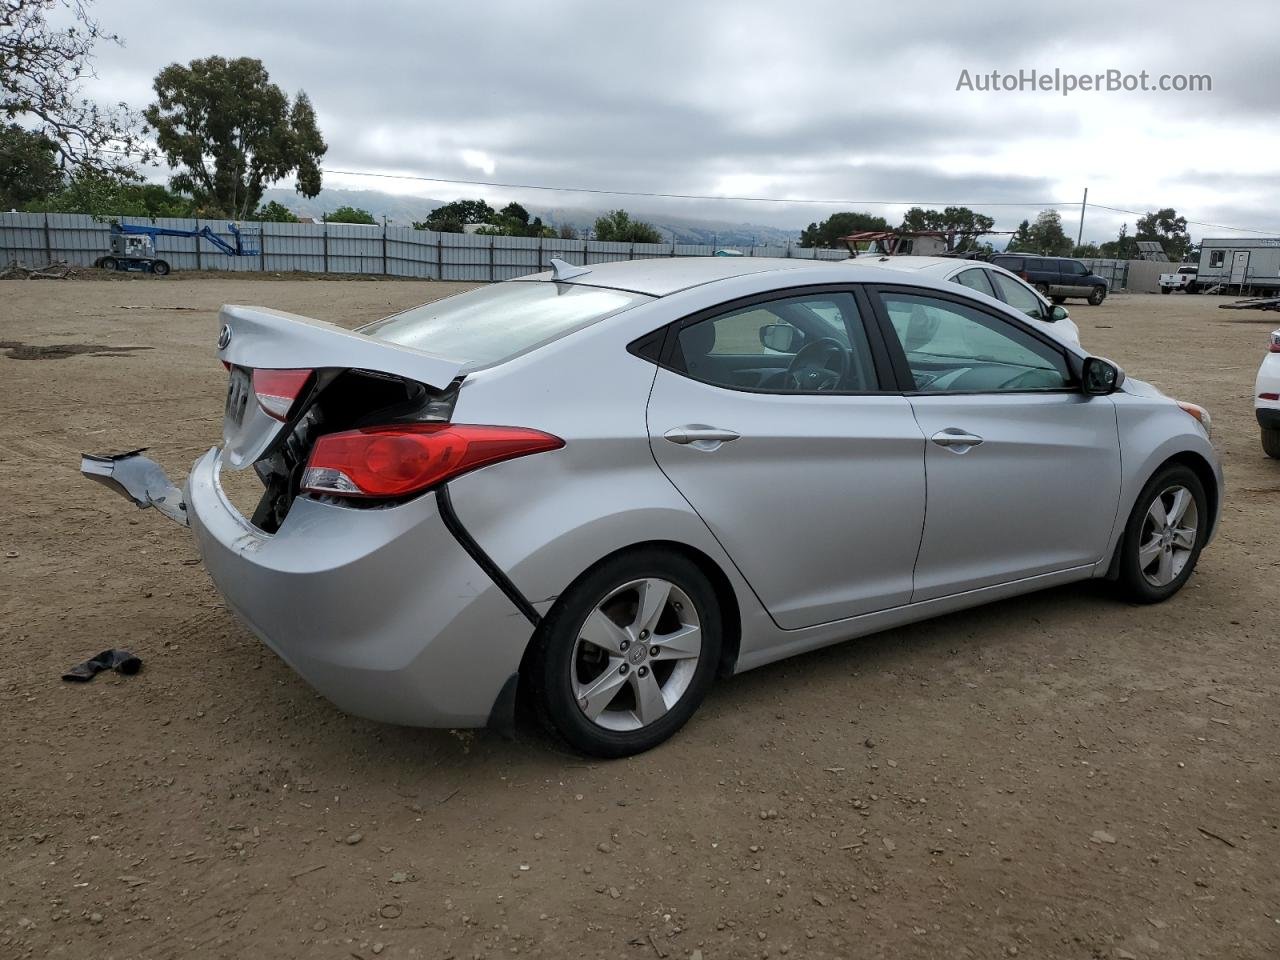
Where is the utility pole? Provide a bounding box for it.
[1077,187,1088,248]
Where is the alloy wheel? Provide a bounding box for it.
[571,578,702,732]
[1137,484,1199,587]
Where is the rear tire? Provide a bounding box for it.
[1262,427,1280,459]
[529,548,722,757]
[1115,465,1207,603]
[151,260,170,276]
[1052,296,1066,305]
[1186,282,1199,294]
[100,257,117,271]
[1088,287,1107,305]
[1161,287,1172,295]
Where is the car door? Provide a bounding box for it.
[870,287,1121,601]
[1060,259,1091,296]
[645,287,927,629]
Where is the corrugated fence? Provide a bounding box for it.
[0,212,849,280]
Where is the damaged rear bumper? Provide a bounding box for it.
[82,447,536,728]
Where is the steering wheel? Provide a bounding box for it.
[784,337,850,392]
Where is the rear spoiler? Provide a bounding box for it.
[217,305,465,390]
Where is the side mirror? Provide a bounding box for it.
[1050,305,1070,322]
[759,323,802,353]
[1082,356,1124,395]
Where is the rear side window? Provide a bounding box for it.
[989,271,1046,320]
[363,281,651,368]
[992,255,1022,271]
[952,268,995,297]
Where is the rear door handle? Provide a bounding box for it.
[931,428,984,452]
[664,425,740,447]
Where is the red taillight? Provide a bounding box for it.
[253,368,313,421]
[1261,393,1280,401]
[1269,332,1280,353]
[301,424,564,499]
[1019,270,1030,281]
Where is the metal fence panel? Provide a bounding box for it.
[0,211,848,279]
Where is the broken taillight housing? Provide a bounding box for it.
[300,423,564,499]
[1269,331,1280,353]
[253,368,314,421]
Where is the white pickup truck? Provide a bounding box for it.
[1160,264,1200,294]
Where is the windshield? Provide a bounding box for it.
[362,281,651,368]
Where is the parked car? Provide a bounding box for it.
[851,256,1080,343]
[1159,264,1200,295]
[1256,327,1280,458]
[82,256,1220,757]
[989,253,1109,305]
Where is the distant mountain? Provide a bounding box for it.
[259,187,801,247]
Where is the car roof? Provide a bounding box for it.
[525,256,850,297]
[847,255,968,275]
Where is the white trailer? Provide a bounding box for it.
[1196,238,1280,293]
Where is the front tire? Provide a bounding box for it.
[151,259,170,276]
[1035,282,1051,297]
[100,257,117,271]
[1116,465,1207,603]
[1262,427,1280,459]
[530,548,722,757]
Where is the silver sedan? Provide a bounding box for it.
[84,256,1221,757]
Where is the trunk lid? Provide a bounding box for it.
[217,304,465,468]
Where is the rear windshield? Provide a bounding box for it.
[362,281,651,368]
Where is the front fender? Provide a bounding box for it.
[1100,395,1223,571]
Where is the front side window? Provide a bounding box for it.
[1065,260,1089,276]
[673,291,879,392]
[363,281,650,368]
[988,271,1046,321]
[878,292,1072,393]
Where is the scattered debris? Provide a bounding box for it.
[1196,826,1237,848]
[378,904,402,919]
[0,259,78,280]
[1091,830,1117,845]
[289,864,326,880]
[62,649,142,682]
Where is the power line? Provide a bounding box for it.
[1083,202,1280,237]
[320,166,1280,236]
[318,167,1069,209]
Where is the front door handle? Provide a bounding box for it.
[664,425,740,448]
[931,428,984,452]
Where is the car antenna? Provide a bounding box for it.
[548,257,591,281]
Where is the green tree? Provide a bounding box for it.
[414,198,497,233]
[1014,209,1072,256]
[475,202,556,238]
[253,200,299,222]
[144,56,326,219]
[1100,222,1137,260]
[593,209,661,243]
[26,170,196,217]
[799,211,892,248]
[0,123,63,208]
[2,0,148,176]
[1005,219,1033,253]
[1135,207,1191,261]
[324,205,376,224]
[1072,242,1102,258]
[899,206,995,252]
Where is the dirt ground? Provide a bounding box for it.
[2,275,1278,960]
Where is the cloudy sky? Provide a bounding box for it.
[75,0,1280,242]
